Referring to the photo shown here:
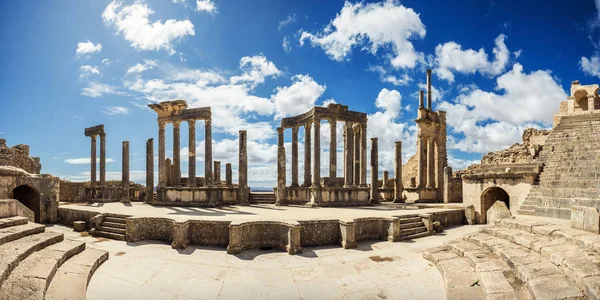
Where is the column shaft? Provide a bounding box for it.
[304,123,312,187]
[329,120,337,184]
[146,138,154,203]
[370,138,378,202]
[427,138,435,188]
[226,163,232,186]
[158,122,166,186]
[205,120,213,186]
[90,136,97,186]
[238,130,249,204]
[122,141,130,203]
[360,123,367,186]
[353,126,360,185]
[173,121,181,186]
[312,119,321,187]
[188,121,196,187]
[394,141,403,202]
[291,126,299,187]
[344,123,353,187]
[100,134,106,185]
[276,127,287,205]
[214,161,221,185]
[417,135,425,187]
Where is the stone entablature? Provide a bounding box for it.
[0,139,41,174]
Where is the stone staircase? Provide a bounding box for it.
[0,215,108,300]
[90,214,127,241]
[518,113,600,219]
[425,218,599,300]
[248,192,276,204]
[398,215,430,240]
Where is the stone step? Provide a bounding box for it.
[0,217,28,229]
[398,216,421,224]
[104,216,126,224]
[524,188,600,199]
[0,223,46,247]
[399,226,427,237]
[101,221,126,229]
[96,226,126,235]
[0,232,64,287]
[399,230,430,241]
[0,240,85,300]
[45,248,109,300]
[90,229,125,241]
[516,209,536,216]
[399,221,424,229]
[523,196,600,210]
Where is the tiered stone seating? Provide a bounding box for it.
[425,218,600,300]
[518,113,600,219]
[0,215,108,300]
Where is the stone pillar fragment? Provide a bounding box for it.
[205,120,213,186]
[100,133,106,186]
[122,141,130,203]
[394,141,404,203]
[226,163,232,186]
[360,123,367,187]
[172,121,181,186]
[427,138,435,188]
[214,161,221,185]
[188,120,196,187]
[158,122,166,186]
[313,119,321,187]
[370,138,379,203]
[291,126,299,187]
[165,158,172,186]
[426,69,432,109]
[146,138,154,203]
[276,127,287,205]
[90,135,97,188]
[382,171,388,188]
[238,130,249,204]
[329,119,337,184]
[304,123,312,187]
[443,166,452,203]
[419,90,424,109]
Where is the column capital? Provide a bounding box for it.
[291,126,299,134]
[395,141,402,146]
[99,133,106,139]
[205,119,212,127]
[313,118,320,126]
[277,127,284,134]
[305,122,312,130]
[90,135,97,141]
[158,121,166,129]
[173,120,181,128]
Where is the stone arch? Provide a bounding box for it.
[480,186,509,224]
[574,90,589,111]
[11,185,41,223]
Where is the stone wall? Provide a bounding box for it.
[402,155,418,187]
[0,199,34,221]
[59,180,90,202]
[0,139,41,174]
[447,177,462,203]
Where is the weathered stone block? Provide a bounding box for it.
[465,205,476,225]
[171,221,190,249]
[486,201,512,225]
[73,221,86,232]
[571,206,600,234]
[339,220,356,249]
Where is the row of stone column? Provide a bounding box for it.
[88,133,106,188]
[417,134,437,188]
[279,119,368,188]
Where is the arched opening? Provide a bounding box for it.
[575,90,589,111]
[480,187,509,224]
[11,185,41,223]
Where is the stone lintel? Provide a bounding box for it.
[84,124,105,137]
[281,104,367,128]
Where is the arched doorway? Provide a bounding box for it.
[12,185,41,223]
[480,187,509,224]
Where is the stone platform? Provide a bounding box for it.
[58,202,465,255]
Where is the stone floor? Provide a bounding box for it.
[47,223,482,300]
[59,202,463,222]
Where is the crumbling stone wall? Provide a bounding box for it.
[59,180,90,202]
[480,128,550,165]
[0,139,41,174]
[402,155,418,187]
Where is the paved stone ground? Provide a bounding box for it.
[59,202,463,221]
[47,223,481,300]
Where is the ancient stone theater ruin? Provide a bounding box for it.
[0,72,599,300]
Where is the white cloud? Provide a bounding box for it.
[278,14,296,30]
[282,36,292,53]
[321,98,337,107]
[65,158,116,164]
[368,65,412,86]
[230,54,281,87]
[417,82,445,103]
[102,1,194,53]
[272,74,326,118]
[300,0,426,69]
[196,0,216,13]
[439,63,566,153]
[102,106,130,115]
[126,60,157,75]
[102,58,112,65]
[580,54,600,78]
[81,82,129,98]
[79,65,100,78]
[433,34,511,82]
[448,156,479,171]
[76,40,102,56]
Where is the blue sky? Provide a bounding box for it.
[1,0,600,187]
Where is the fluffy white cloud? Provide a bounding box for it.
[79,65,100,78]
[81,82,129,98]
[102,106,130,115]
[126,60,157,75]
[580,54,600,78]
[272,74,326,118]
[102,1,194,53]
[433,34,511,82]
[230,55,281,87]
[439,63,566,153]
[196,0,216,13]
[65,158,116,164]
[282,36,291,53]
[76,40,102,56]
[300,0,426,69]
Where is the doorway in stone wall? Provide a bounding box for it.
[480,187,509,224]
[11,185,41,223]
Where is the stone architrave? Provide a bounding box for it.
[393,141,403,203]
[225,163,232,186]
[370,138,379,203]
[238,130,249,204]
[121,141,130,203]
[146,138,154,203]
[486,201,512,224]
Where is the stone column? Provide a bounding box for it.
[360,122,367,187]
[100,133,106,186]
[238,130,249,204]
[172,121,181,186]
[394,141,403,203]
[276,127,287,205]
[426,69,432,109]
[226,163,232,186]
[291,126,299,187]
[158,122,166,187]
[122,141,130,203]
[304,123,312,187]
[382,171,389,188]
[344,123,353,187]
[419,90,424,109]
[188,120,196,187]
[353,126,360,186]
[588,95,595,112]
[427,137,435,188]
[205,119,213,186]
[370,138,379,203]
[443,166,452,203]
[329,119,337,184]
[146,138,154,203]
[417,134,425,187]
[90,135,97,188]
[312,119,321,187]
[214,161,221,185]
[165,158,172,186]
